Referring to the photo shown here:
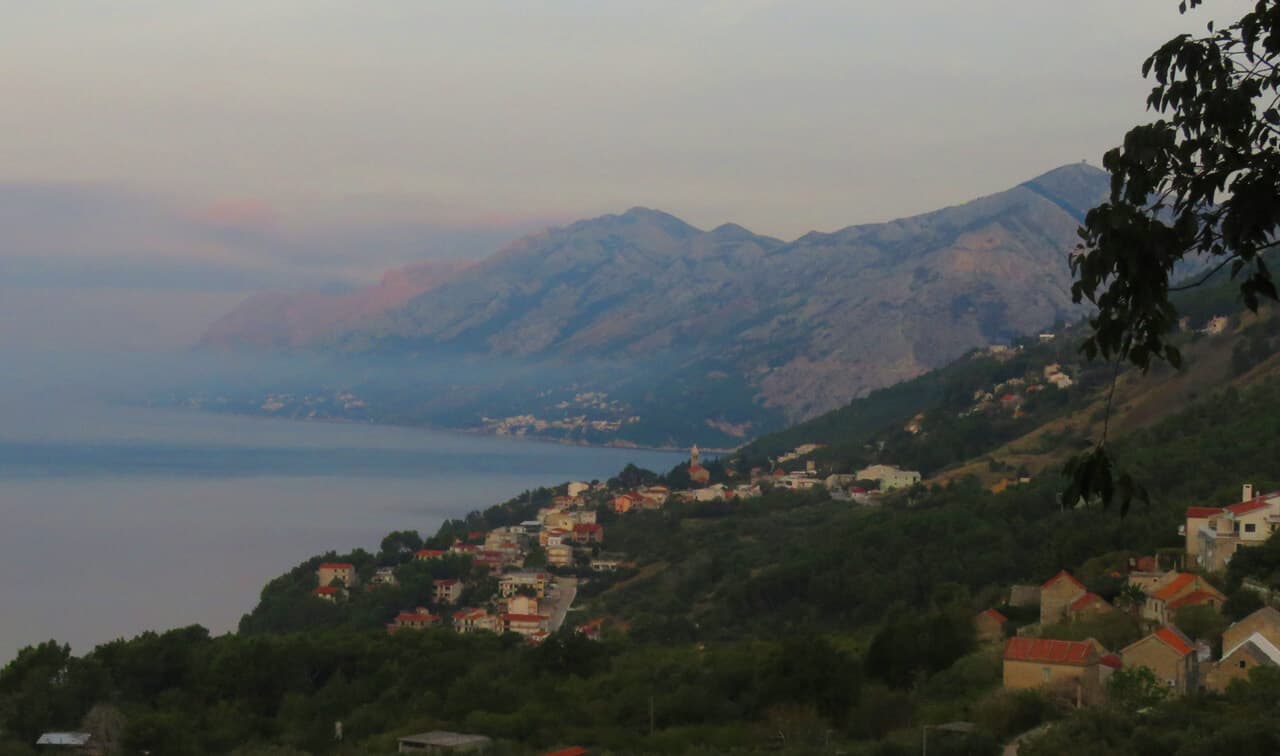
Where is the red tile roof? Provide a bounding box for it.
[1100,653,1122,669]
[1042,570,1086,592]
[318,562,354,570]
[543,749,589,756]
[1070,592,1109,612]
[1154,626,1195,657]
[313,586,341,595]
[573,523,602,533]
[415,549,445,558]
[1152,573,1198,601]
[434,579,460,586]
[1003,637,1098,666]
[1168,589,1222,610]
[1228,497,1272,516]
[1186,506,1224,518]
[979,608,1007,623]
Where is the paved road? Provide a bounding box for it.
[546,576,578,632]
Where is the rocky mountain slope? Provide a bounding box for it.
[200,259,473,349]
[338,163,1108,423]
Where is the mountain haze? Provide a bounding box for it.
[200,259,473,349]
[330,163,1108,424]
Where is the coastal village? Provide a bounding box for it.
[308,443,927,647]
[307,430,1280,714]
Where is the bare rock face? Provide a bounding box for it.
[332,164,1106,422]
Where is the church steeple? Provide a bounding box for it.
[690,444,700,466]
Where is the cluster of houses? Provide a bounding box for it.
[608,445,924,512]
[963,362,1075,420]
[311,480,620,644]
[986,486,1280,706]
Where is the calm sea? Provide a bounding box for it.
[0,397,682,660]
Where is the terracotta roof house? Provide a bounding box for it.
[1121,625,1199,693]
[313,585,343,602]
[317,562,357,589]
[542,748,590,756]
[389,609,440,633]
[975,609,1008,645]
[1040,571,1088,626]
[415,549,446,561]
[1067,592,1116,619]
[1186,485,1280,571]
[1143,573,1225,625]
[1002,637,1109,706]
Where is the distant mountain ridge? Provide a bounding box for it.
[200,259,473,349]
[197,163,1111,444]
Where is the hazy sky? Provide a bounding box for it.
[0,1,1256,347]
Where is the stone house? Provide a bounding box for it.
[1121,625,1198,694]
[1040,571,1088,626]
[1002,637,1110,706]
[1223,606,1280,651]
[1204,632,1280,692]
[1142,573,1225,626]
[1066,592,1116,619]
[317,562,357,589]
[1008,585,1042,608]
[974,609,1007,645]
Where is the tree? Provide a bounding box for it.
[1068,0,1280,510]
[1174,603,1228,643]
[1106,665,1169,712]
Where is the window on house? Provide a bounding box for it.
[1240,660,1248,669]
[1042,667,1051,681]
[1246,523,1257,533]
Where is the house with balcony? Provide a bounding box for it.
[1185,485,1280,572]
[500,572,548,598]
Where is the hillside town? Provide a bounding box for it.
[306,443,925,646]
[984,485,1280,706]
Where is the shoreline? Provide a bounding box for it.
[149,401,741,456]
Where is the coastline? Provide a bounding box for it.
[147,400,742,456]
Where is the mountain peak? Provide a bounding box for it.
[1020,162,1111,222]
[615,207,701,237]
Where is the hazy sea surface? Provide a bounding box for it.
[0,392,682,660]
